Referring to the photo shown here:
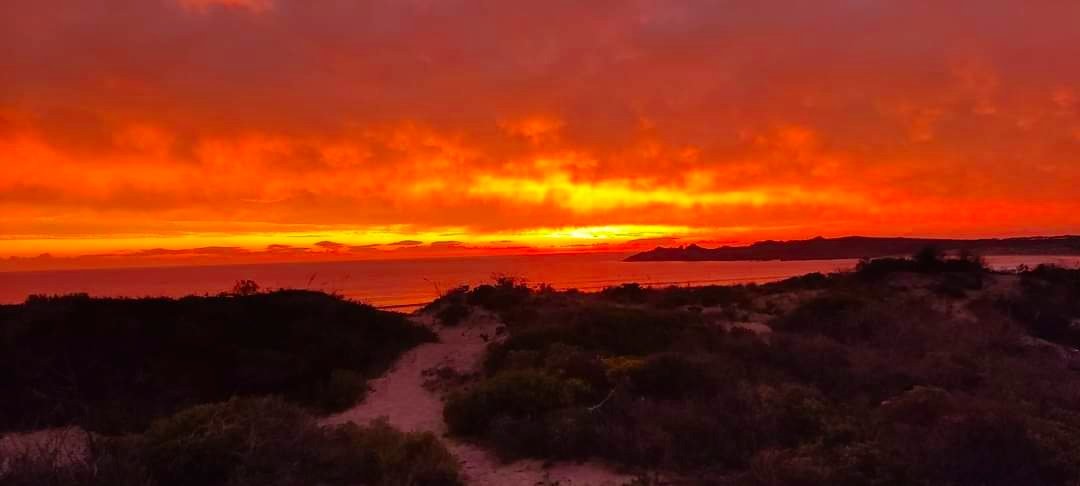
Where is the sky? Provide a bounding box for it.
[3,0,1080,270]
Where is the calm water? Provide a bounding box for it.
[2,253,1078,309]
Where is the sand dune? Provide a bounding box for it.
[322,312,631,486]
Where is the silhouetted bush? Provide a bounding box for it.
[435,302,471,326]
[0,291,434,433]
[855,250,987,280]
[466,276,531,312]
[761,272,834,292]
[1001,265,1080,346]
[600,283,648,303]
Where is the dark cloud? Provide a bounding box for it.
[131,246,247,256]
[386,240,423,247]
[314,240,346,252]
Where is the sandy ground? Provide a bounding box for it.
[322,312,632,486]
[0,426,88,473]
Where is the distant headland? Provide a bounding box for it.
[625,235,1080,262]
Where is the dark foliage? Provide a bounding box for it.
[0,290,435,433]
[0,397,462,486]
[601,282,754,309]
[854,248,987,280]
[435,302,471,326]
[446,260,1080,484]
[466,276,532,312]
[1000,265,1080,347]
[768,293,881,343]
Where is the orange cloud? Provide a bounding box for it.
[2,0,1080,268]
[177,0,272,13]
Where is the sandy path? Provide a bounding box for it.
[0,427,88,473]
[322,313,631,486]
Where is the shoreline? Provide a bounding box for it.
[3,254,1078,309]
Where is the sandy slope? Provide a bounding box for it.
[322,313,632,486]
[0,427,88,473]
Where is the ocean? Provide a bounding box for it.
[2,253,1078,310]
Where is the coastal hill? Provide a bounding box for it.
[625,235,1080,262]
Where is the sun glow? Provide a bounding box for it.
[4,1,1080,270]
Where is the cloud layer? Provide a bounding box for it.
[3,0,1080,266]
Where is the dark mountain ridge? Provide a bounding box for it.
[625,235,1080,262]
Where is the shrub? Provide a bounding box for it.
[327,419,462,486]
[626,353,720,400]
[420,286,468,313]
[1001,265,1080,346]
[317,369,370,411]
[541,343,609,389]
[600,283,754,309]
[750,442,908,486]
[0,398,461,486]
[768,294,878,343]
[443,370,590,437]
[0,436,146,486]
[854,249,986,281]
[570,305,702,355]
[466,276,531,312]
[444,266,1080,482]
[140,397,462,486]
[763,272,833,292]
[600,283,648,304]
[0,291,435,433]
[878,386,955,426]
[765,335,858,397]
[925,411,1066,486]
[434,302,471,327]
[137,397,314,486]
[933,271,984,297]
[744,383,830,449]
[231,279,261,296]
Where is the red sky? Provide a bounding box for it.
[3,0,1080,270]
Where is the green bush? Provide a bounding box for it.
[443,370,590,437]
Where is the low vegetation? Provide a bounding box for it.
[436,254,1080,484]
[0,289,435,433]
[6,255,1080,485]
[0,397,462,486]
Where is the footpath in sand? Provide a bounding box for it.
[322,313,631,486]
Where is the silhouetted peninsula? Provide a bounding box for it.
[625,235,1080,262]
